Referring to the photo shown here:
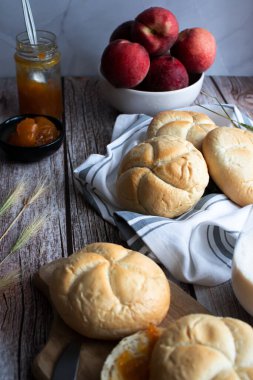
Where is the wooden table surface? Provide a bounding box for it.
[0,75,253,379]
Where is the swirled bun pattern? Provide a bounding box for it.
[149,314,253,380]
[116,136,209,218]
[147,110,217,150]
[48,242,170,340]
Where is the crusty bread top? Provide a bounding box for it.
[116,136,209,218]
[202,126,253,206]
[147,110,218,150]
[149,313,253,380]
[48,242,170,340]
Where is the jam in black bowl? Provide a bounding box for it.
[0,114,64,162]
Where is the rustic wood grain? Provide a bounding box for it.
[0,78,68,380]
[194,75,225,104]
[213,76,253,118]
[63,77,123,254]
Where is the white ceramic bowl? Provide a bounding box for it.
[99,72,204,116]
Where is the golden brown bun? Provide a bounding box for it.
[147,110,218,151]
[202,127,253,206]
[48,242,170,340]
[149,314,253,380]
[116,136,209,218]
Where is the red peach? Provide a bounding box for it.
[100,39,150,88]
[142,55,189,91]
[109,21,134,42]
[132,7,179,55]
[171,27,216,73]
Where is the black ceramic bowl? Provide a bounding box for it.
[0,114,64,162]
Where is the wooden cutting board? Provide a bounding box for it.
[32,259,209,380]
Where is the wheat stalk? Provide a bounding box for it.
[0,178,49,291]
[0,178,48,244]
[0,213,47,267]
[197,91,253,131]
[0,180,26,217]
[0,269,20,291]
[26,178,48,205]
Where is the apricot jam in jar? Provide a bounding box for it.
[15,30,63,120]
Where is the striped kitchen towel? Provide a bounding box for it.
[74,104,253,286]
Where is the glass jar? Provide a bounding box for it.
[14,30,63,120]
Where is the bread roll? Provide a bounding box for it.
[202,126,253,206]
[101,314,253,380]
[116,136,209,218]
[101,326,164,380]
[48,242,170,340]
[149,314,253,380]
[147,110,217,150]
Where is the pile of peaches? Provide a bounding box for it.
[100,7,216,92]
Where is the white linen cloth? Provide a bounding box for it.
[74,104,253,286]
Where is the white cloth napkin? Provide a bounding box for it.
[74,104,253,286]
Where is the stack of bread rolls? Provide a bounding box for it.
[116,109,253,217]
[101,313,253,380]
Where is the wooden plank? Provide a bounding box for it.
[0,78,68,380]
[63,77,123,253]
[194,75,226,104]
[213,76,253,117]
